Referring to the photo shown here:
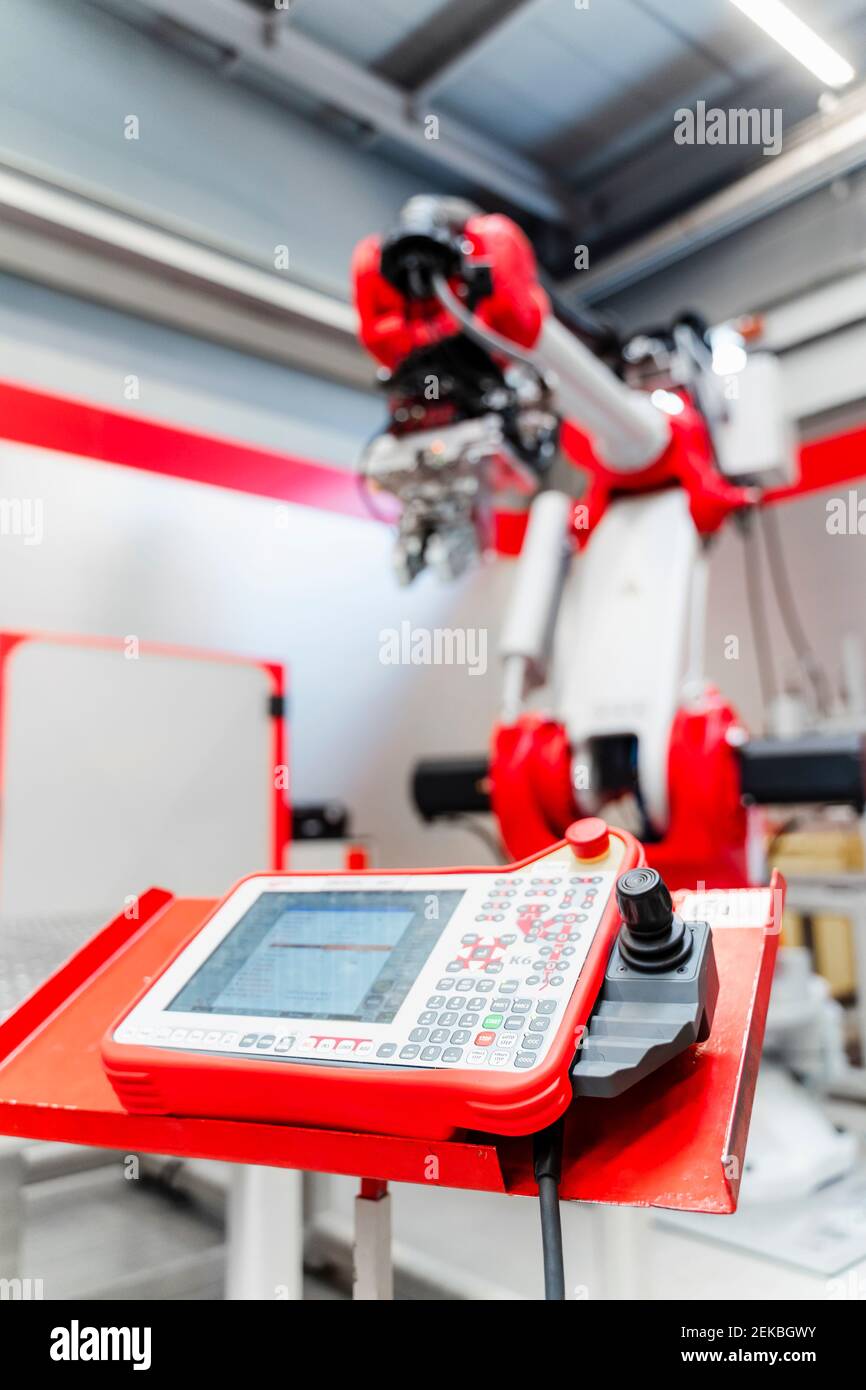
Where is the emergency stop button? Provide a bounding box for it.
[565,817,610,861]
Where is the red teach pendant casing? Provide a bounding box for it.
[102,820,642,1140]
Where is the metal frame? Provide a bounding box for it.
[569,85,866,300]
[406,0,545,110]
[110,0,571,222]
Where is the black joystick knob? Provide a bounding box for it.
[615,868,692,972]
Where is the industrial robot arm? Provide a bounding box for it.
[355,196,840,886]
[352,195,692,584]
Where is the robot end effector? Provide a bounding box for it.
[352,196,789,583]
[354,197,690,583]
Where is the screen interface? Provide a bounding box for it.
[168,889,465,1023]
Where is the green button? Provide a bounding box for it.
[482,1013,503,1029]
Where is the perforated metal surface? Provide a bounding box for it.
[0,910,116,1021]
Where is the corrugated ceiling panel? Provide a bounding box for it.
[291,0,447,67]
[433,0,722,152]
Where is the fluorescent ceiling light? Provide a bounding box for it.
[729,0,855,88]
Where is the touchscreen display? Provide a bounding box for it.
[168,889,464,1023]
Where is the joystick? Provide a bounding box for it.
[615,867,692,972]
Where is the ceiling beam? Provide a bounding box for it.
[129,0,571,223]
[564,86,866,302]
[380,0,542,104]
[0,158,373,391]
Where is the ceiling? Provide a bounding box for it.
[92,0,866,277]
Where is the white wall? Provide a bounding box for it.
[0,274,510,875]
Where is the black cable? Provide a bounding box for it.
[759,505,832,716]
[447,814,506,864]
[738,510,777,723]
[533,1117,566,1301]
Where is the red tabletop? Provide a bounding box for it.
[0,880,779,1212]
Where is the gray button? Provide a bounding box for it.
[521,1033,544,1049]
[456,979,474,991]
[512,999,532,1014]
[442,1047,463,1063]
[239,1034,258,1048]
[529,1017,550,1032]
[429,1028,450,1044]
[451,1029,471,1045]
[458,1014,479,1028]
[437,979,452,991]
[500,979,519,994]
[477,980,495,992]
[484,962,503,974]
[536,1000,557,1015]
[399,1045,420,1059]
[447,997,463,1010]
[504,1017,523,1031]
[526,974,541,985]
[427,994,446,1009]
[376,1043,397,1058]
[467,997,486,1011]
[514,1053,537,1068]
[438,1012,458,1026]
[256,1034,276,1049]
[417,1011,437,1026]
[409,1027,429,1042]
[491,999,511,1014]
[550,975,565,985]
[420,1046,442,1061]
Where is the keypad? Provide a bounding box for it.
[318,867,613,1077]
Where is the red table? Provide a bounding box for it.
[0,878,780,1215]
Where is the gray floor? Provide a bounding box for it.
[20,1163,347,1301]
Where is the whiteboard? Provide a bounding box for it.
[0,636,278,919]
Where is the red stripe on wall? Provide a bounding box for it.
[1,378,863,524]
[0,379,394,522]
[768,424,866,503]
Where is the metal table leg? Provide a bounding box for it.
[353,1178,393,1300]
[225,1165,303,1300]
[0,1138,24,1292]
